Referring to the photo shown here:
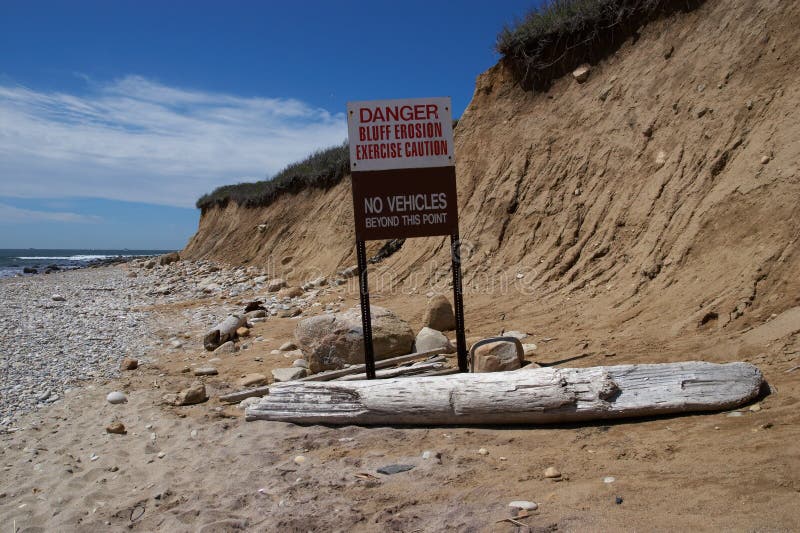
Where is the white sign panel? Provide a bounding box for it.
[347,97,455,172]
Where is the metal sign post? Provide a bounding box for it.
[347,97,468,378]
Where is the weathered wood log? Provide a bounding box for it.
[246,361,763,426]
[299,348,446,382]
[337,359,446,381]
[218,385,271,404]
[203,314,244,351]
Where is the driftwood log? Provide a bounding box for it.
[218,385,271,404]
[299,348,446,382]
[337,358,446,381]
[203,314,245,351]
[246,361,763,425]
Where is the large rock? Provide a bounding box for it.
[175,382,207,406]
[414,327,455,354]
[267,278,287,292]
[422,295,456,331]
[473,340,523,373]
[295,306,414,372]
[278,286,303,299]
[158,252,180,266]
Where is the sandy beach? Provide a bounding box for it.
[1,261,798,532]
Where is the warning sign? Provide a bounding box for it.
[347,97,454,172]
[347,97,458,240]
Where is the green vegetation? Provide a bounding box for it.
[196,142,350,210]
[497,0,702,89]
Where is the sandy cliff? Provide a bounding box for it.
[184,0,800,356]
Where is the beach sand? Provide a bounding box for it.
[1,261,799,532]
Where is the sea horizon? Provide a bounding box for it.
[0,248,175,278]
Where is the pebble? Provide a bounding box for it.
[726,411,744,417]
[749,404,762,412]
[279,341,297,351]
[478,448,489,455]
[51,294,66,302]
[508,501,538,511]
[106,391,128,404]
[106,421,126,434]
[194,367,218,376]
[377,464,415,475]
[603,476,616,484]
[292,359,309,369]
[293,455,306,465]
[761,155,770,164]
[119,357,138,371]
[190,429,198,438]
[157,452,166,459]
[544,466,561,478]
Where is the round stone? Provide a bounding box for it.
[106,391,128,404]
[478,448,489,455]
[544,466,561,478]
[293,455,306,465]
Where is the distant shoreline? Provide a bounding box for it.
[0,249,174,279]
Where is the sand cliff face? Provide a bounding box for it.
[184,0,800,348]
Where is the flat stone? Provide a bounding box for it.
[271,367,306,382]
[377,464,415,475]
[503,331,528,341]
[214,341,238,354]
[106,391,128,404]
[51,294,66,302]
[193,367,218,376]
[509,501,538,511]
[239,373,268,387]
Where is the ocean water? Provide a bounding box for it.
[0,249,174,279]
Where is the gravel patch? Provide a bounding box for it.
[0,267,155,429]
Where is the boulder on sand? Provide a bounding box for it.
[473,340,524,373]
[295,306,414,373]
[422,295,456,331]
[414,327,455,354]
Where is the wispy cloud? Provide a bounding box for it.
[0,76,347,208]
[0,203,101,223]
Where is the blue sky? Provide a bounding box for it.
[0,0,536,249]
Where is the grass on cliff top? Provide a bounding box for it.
[497,0,700,89]
[196,142,350,210]
[196,119,460,210]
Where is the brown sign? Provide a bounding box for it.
[351,166,458,240]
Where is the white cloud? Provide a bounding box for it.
[0,76,347,208]
[0,203,101,223]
